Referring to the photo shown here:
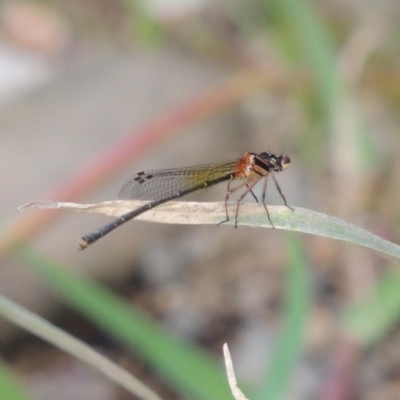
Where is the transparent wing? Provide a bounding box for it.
[119,159,239,201]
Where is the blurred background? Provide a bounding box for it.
[0,0,399,399]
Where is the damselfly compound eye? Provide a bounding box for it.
[281,155,291,169]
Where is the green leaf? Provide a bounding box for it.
[0,358,29,400]
[20,201,400,263]
[254,235,310,400]
[0,293,162,400]
[266,0,340,120]
[343,270,400,345]
[17,247,231,400]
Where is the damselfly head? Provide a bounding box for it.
[259,152,291,172]
[272,154,291,172]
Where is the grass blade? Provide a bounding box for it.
[20,201,400,262]
[17,247,231,400]
[0,358,29,400]
[344,270,400,345]
[254,235,310,400]
[0,293,162,400]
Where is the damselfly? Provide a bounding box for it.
[79,151,292,249]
